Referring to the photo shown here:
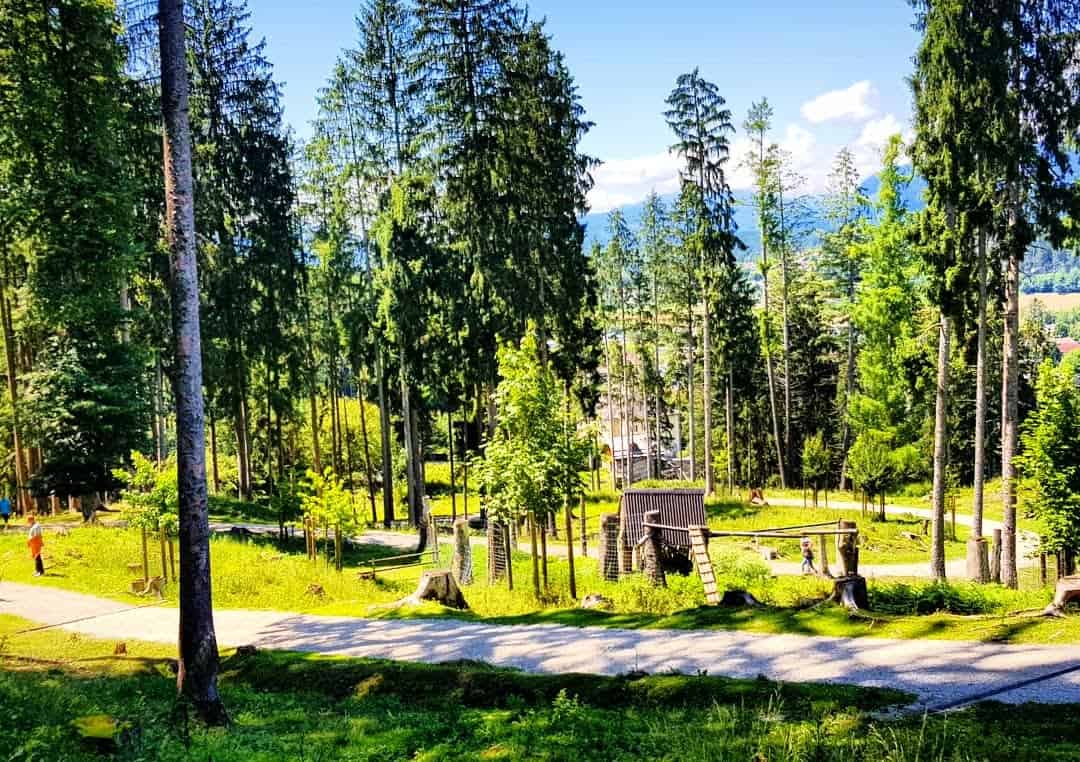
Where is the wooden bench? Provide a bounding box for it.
[358,547,440,580]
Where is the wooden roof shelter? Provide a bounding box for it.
[619,488,706,550]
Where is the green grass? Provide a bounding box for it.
[6,612,1080,760]
[4,525,1076,645]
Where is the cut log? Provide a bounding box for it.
[408,570,468,610]
[966,537,989,583]
[1043,575,1080,618]
[450,517,473,585]
[830,574,868,611]
[641,510,666,588]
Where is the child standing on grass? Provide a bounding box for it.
[0,495,10,528]
[800,536,815,575]
[27,514,44,577]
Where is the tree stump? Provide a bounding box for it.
[641,510,666,588]
[831,575,869,611]
[451,517,473,585]
[1043,575,1080,617]
[408,570,468,610]
[966,537,989,583]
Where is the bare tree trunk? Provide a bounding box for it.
[208,408,220,495]
[234,399,251,500]
[778,182,792,478]
[930,314,951,581]
[838,290,856,491]
[972,230,988,542]
[619,299,632,488]
[308,392,322,474]
[726,365,735,493]
[702,297,714,495]
[653,274,663,478]
[1001,246,1020,589]
[376,356,394,527]
[687,306,696,481]
[762,274,786,487]
[356,384,377,524]
[158,0,226,722]
[0,278,29,514]
[401,365,417,526]
[604,333,617,490]
[448,412,457,520]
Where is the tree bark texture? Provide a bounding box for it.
[1001,249,1019,588]
[930,315,951,581]
[158,0,226,724]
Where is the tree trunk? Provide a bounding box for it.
[308,392,322,474]
[838,282,857,491]
[208,408,220,495]
[778,183,792,480]
[400,360,417,526]
[971,229,989,581]
[234,400,251,500]
[603,333,617,489]
[702,296,714,495]
[357,386,377,524]
[529,514,540,600]
[1001,246,1020,589]
[653,275,663,479]
[930,314,951,581]
[376,355,394,527]
[0,280,28,515]
[726,366,735,493]
[158,0,226,722]
[687,305,696,482]
[448,412,457,520]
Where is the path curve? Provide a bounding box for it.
[0,581,1076,710]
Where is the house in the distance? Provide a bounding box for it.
[1056,337,1080,356]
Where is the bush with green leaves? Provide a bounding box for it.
[114,452,177,534]
[801,432,831,506]
[1019,355,1080,556]
[300,467,362,570]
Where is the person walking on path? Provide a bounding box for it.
[27,515,44,576]
[0,495,10,528]
[800,536,816,575]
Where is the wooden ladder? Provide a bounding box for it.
[689,525,719,605]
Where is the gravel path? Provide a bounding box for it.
[2,581,1076,711]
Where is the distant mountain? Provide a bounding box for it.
[582,168,930,261]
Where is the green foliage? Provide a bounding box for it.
[300,468,361,538]
[801,432,831,487]
[846,430,896,501]
[1019,355,1080,555]
[115,452,178,534]
[22,337,147,496]
[475,332,589,526]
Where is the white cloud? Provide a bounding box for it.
[852,113,912,176]
[800,80,878,124]
[587,151,681,213]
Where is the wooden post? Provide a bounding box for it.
[579,495,587,559]
[168,537,176,582]
[991,528,1002,583]
[564,500,576,600]
[1040,552,1048,587]
[818,533,830,578]
[141,528,149,582]
[159,526,169,583]
[503,522,514,591]
[451,517,473,585]
[642,510,666,587]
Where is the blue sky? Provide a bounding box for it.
[252,1,920,210]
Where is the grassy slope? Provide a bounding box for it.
[5,612,1080,761]
[3,526,1075,645]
